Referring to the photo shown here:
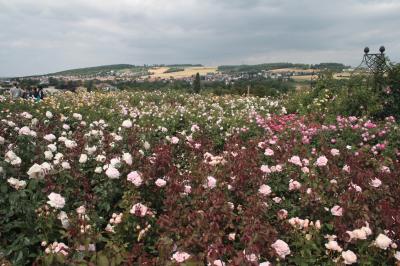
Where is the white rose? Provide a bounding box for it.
[47,192,66,209]
[106,166,120,179]
[47,144,57,152]
[85,146,97,155]
[44,151,53,160]
[18,126,31,136]
[122,119,132,128]
[375,234,392,250]
[122,153,133,165]
[394,251,400,261]
[341,250,357,264]
[61,162,71,169]
[144,141,150,150]
[79,154,88,164]
[58,211,69,228]
[325,240,342,252]
[95,167,102,173]
[44,134,56,142]
[27,163,45,179]
[73,113,82,120]
[64,139,77,149]
[46,111,53,119]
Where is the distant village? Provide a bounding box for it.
[0,64,354,95]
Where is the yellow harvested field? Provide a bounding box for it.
[148,67,218,79]
[334,72,352,79]
[292,75,315,81]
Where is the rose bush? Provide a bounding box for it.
[0,91,399,265]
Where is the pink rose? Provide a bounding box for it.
[271,239,291,259]
[331,205,343,216]
[369,178,382,188]
[155,178,167,187]
[130,203,148,217]
[264,148,274,156]
[258,184,272,196]
[171,251,190,263]
[288,156,302,166]
[330,149,340,156]
[288,179,301,191]
[206,176,217,189]
[260,165,271,174]
[127,171,142,186]
[315,156,328,167]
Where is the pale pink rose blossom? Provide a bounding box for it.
[243,251,258,262]
[171,251,191,263]
[277,209,288,220]
[130,203,148,217]
[330,149,340,156]
[184,185,192,194]
[155,178,167,187]
[271,239,291,259]
[171,136,179,144]
[315,156,328,167]
[258,184,272,196]
[212,260,226,266]
[288,179,301,191]
[301,167,309,173]
[127,171,142,186]
[273,197,282,203]
[331,205,343,216]
[264,148,274,156]
[260,165,271,174]
[76,205,86,215]
[105,166,120,179]
[206,176,217,189]
[343,165,351,173]
[288,156,302,166]
[47,192,65,209]
[370,178,382,188]
[122,153,133,165]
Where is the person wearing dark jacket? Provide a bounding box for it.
[38,87,44,100]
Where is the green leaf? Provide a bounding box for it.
[97,254,110,266]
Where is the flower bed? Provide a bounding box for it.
[1,91,400,265]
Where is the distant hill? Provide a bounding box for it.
[49,64,145,76]
[32,62,350,78]
[218,62,350,73]
[218,63,310,73]
[46,64,205,77]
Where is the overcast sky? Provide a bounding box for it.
[1,0,400,77]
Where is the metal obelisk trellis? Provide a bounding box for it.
[354,46,392,91]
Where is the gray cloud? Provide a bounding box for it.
[0,0,399,76]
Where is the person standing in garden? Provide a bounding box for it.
[9,83,22,100]
[37,87,44,100]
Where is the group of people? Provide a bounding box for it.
[9,83,45,101]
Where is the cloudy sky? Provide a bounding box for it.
[1,0,399,76]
